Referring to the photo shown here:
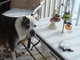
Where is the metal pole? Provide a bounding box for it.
[20,41,36,60]
[27,37,31,48]
[31,42,47,60]
[62,0,68,33]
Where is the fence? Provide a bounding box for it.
[40,0,80,25]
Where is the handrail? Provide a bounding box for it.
[31,0,46,15]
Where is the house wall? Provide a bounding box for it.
[10,0,40,10]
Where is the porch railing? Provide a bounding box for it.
[40,0,80,26]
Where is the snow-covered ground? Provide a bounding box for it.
[0,37,55,60]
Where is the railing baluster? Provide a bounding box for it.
[40,0,74,19]
[76,4,80,26]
